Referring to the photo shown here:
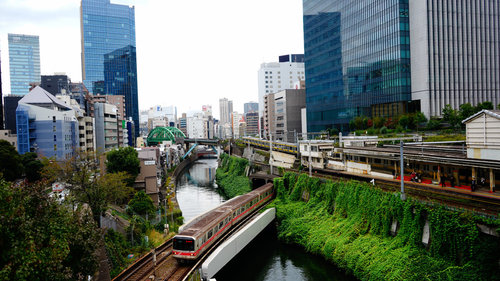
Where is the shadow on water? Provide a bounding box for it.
[215,224,358,281]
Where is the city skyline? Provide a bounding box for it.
[0,0,304,119]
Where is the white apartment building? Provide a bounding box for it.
[219,98,233,126]
[187,112,215,139]
[258,54,305,119]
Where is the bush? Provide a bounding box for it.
[379,126,388,134]
[426,118,441,130]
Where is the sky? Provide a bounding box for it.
[0,0,304,119]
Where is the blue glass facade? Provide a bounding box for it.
[81,0,139,137]
[8,34,40,95]
[303,0,411,132]
[104,45,138,138]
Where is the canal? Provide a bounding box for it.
[176,158,356,281]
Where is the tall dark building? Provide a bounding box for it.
[41,75,70,95]
[104,45,139,138]
[4,95,23,134]
[81,0,139,138]
[303,0,411,132]
[0,49,3,130]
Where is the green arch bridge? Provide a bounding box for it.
[146,126,186,146]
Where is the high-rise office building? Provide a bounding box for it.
[410,1,500,117]
[244,102,258,114]
[81,0,139,137]
[219,98,233,126]
[303,0,499,132]
[303,1,411,132]
[258,54,305,118]
[8,34,40,96]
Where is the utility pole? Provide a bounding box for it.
[309,140,312,177]
[269,132,273,175]
[400,141,406,201]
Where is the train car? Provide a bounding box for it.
[242,137,298,154]
[172,183,274,261]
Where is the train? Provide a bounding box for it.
[172,183,274,261]
[242,137,298,154]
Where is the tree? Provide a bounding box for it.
[21,152,44,182]
[442,104,460,129]
[0,179,100,280]
[476,101,493,111]
[372,117,385,129]
[414,112,428,126]
[0,140,23,181]
[459,103,477,121]
[398,115,410,130]
[57,151,132,225]
[106,147,141,186]
[128,190,156,217]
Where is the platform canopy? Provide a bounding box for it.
[146,127,186,145]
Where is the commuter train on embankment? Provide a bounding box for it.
[172,183,274,261]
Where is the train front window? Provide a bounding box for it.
[173,237,195,251]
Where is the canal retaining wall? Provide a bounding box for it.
[273,172,500,281]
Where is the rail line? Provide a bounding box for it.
[112,238,173,281]
[112,197,273,281]
[250,157,500,217]
[313,167,500,217]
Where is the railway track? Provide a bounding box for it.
[313,167,500,217]
[251,158,500,216]
[113,199,272,281]
[112,239,173,281]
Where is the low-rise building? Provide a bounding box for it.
[16,86,79,160]
[463,110,500,161]
[134,147,161,205]
[94,103,118,153]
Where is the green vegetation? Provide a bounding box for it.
[347,101,496,137]
[106,147,141,186]
[51,151,133,225]
[0,179,100,280]
[215,153,251,199]
[128,190,156,217]
[0,140,43,182]
[0,140,24,181]
[271,172,500,281]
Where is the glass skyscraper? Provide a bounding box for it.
[80,0,139,137]
[303,0,411,132]
[8,34,40,96]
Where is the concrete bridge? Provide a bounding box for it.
[200,208,276,281]
[181,138,219,159]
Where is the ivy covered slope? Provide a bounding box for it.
[272,172,500,281]
[215,153,251,198]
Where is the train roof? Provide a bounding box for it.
[176,183,273,238]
